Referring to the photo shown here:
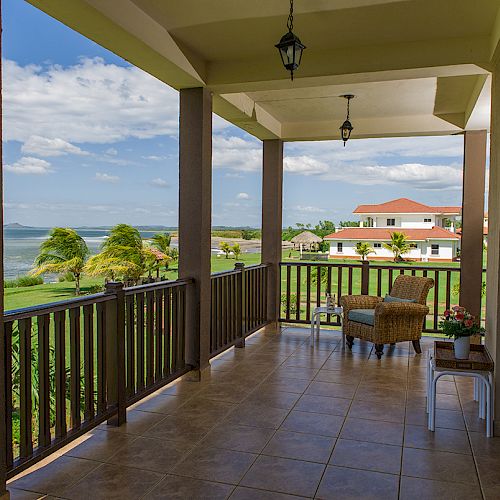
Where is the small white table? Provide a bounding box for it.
[427,354,494,437]
[310,305,344,347]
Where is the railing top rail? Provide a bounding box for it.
[243,263,271,271]
[4,292,114,321]
[123,277,193,295]
[279,261,364,269]
[368,264,460,272]
[211,263,270,279]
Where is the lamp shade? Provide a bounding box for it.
[340,119,353,145]
[275,31,305,77]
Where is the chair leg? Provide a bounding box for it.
[346,335,354,349]
[412,340,422,354]
[375,344,384,359]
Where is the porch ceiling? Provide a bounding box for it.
[28,0,500,141]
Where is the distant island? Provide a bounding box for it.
[4,223,31,229]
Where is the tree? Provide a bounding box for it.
[84,224,145,282]
[32,228,89,295]
[220,241,232,259]
[383,231,411,262]
[232,243,242,260]
[150,232,171,253]
[355,242,375,261]
[340,221,360,227]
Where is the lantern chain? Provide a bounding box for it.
[287,0,294,32]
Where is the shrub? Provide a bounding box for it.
[86,284,104,295]
[58,272,76,282]
[4,275,43,288]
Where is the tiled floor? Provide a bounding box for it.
[8,325,500,499]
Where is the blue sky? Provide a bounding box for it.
[4,0,466,229]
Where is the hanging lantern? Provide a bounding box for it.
[275,0,306,81]
[340,95,355,146]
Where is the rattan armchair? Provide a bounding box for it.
[340,274,434,359]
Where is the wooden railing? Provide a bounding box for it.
[280,261,465,333]
[210,263,269,357]
[2,278,192,478]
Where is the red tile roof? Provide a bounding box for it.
[353,198,461,215]
[324,226,460,241]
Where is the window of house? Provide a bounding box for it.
[387,218,395,226]
[337,242,343,253]
[424,218,431,222]
[431,244,439,255]
[366,217,374,227]
[409,243,418,249]
[374,243,381,248]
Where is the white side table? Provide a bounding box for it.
[310,306,344,347]
[427,355,494,437]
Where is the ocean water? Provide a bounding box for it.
[3,227,167,280]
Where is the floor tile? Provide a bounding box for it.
[145,474,233,499]
[294,394,351,416]
[244,389,301,410]
[401,447,478,484]
[316,466,399,500]
[403,425,471,454]
[405,408,465,430]
[224,403,289,429]
[348,400,405,423]
[399,476,482,500]
[9,456,100,497]
[305,381,356,399]
[131,393,186,414]
[64,429,136,462]
[63,463,163,499]
[280,410,344,437]
[5,488,45,500]
[240,455,325,497]
[273,366,319,381]
[262,430,336,463]
[263,378,311,394]
[106,436,189,472]
[340,417,404,446]
[98,409,165,436]
[143,414,215,445]
[330,439,401,474]
[229,486,303,499]
[201,424,275,453]
[173,446,256,484]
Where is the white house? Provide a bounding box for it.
[325,198,461,262]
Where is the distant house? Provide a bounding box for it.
[324,198,461,262]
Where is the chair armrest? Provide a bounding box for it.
[341,295,383,313]
[375,302,429,317]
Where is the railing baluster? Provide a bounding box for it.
[19,318,33,459]
[96,303,106,415]
[337,267,342,305]
[69,308,81,429]
[125,296,135,398]
[348,267,353,296]
[377,269,382,296]
[388,268,394,292]
[179,286,186,367]
[146,291,154,386]
[5,321,13,468]
[83,305,94,421]
[445,271,451,312]
[296,265,301,321]
[306,266,311,321]
[155,290,163,382]
[171,288,179,371]
[433,270,440,330]
[54,310,67,438]
[164,289,171,376]
[37,314,51,449]
[316,266,322,307]
[136,292,145,391]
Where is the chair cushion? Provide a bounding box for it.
[384,294,416,303]
[348,309,375,326]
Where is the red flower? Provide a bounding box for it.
[444,310,451,317]
[455,312,465,321]
[464,319,474,328]
[452,306,461,312]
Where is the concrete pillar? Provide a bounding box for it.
[460,130,487,341]
[262,140,284,325]
[486,60,500,433]
[178,88,212,379]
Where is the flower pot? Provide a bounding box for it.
[454,336,471,359]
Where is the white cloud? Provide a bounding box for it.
[142,155,167,161]
[105,148,118,156]
[4,57,179,144]
[284,156,330,176]
[150,178,169,188]
[236,192,250,200]
[5,157,53,175]
[95,172,119,183]
[21,135,88,157]
[292,205,327,213]
[213,136,261,172]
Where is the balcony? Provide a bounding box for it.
[7,325,494,499]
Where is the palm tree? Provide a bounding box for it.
[232,243,242,260]
[355,242,374,261]
[32,228,89,295]
[220,241,231,259]
[150,232,171,254]
[84,224,145,283]
[383,231,411,262]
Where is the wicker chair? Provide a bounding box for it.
[340,274,434,359]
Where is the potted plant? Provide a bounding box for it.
[439,306,485,359]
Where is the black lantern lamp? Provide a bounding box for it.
[340,94,355,146]
[275,0,306,80]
